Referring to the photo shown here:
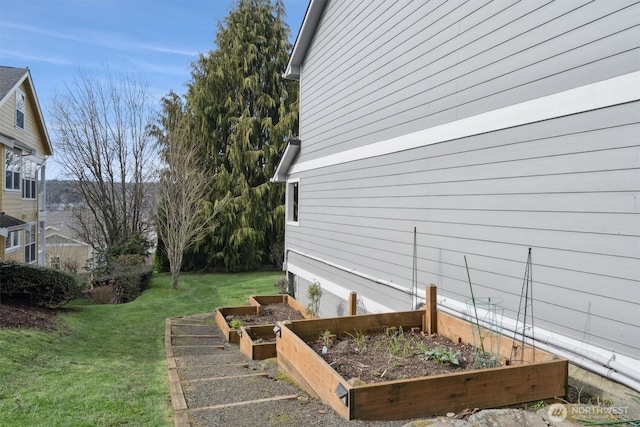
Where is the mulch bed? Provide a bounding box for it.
[0,300,63,330]
[308,329,480,383]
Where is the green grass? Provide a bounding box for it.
[0,271,283,427]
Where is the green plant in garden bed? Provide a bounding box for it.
[0,271,283,427]
[230,319,243,329]
[417,344,461,365]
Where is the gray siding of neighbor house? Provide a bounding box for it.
[284,0,640,361]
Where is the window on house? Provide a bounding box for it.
[24,223,36,263]
[287,179,299,224]
[22,160,36,199]
[16,90,25,130]
[5,150,21,191]
[5,230,20,251]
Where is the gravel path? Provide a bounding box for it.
[166,312,414,427]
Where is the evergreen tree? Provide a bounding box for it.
[184,0,298,271]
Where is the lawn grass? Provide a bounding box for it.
[0,271,283,427]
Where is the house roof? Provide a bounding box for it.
[0,66,53,156]
[284,0,327,80]
[0,213,26,229]
[271,139,301,182]
[46,233,89,246]
[0,66,28,102]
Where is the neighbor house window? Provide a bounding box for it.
[22,160,36,199]
[5,230,20,251]
[5,150,20,191]
[286,179,299,224]
[16,90,25,130]
[24,223,36,263]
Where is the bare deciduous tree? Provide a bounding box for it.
[49,66,157,253]
[154,93,228,288]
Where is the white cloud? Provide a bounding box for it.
[0,48,72,66]
[0,20,199,57]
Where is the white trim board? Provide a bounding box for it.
[291,71,640,174]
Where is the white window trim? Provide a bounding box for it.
[22,159,36,200]
[286,178,300,226]
[5,230,21,252]
[15,89,25,131]
[5,149,21,192]
[24,222,37,263]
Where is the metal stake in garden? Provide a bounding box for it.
[464,256,485,354]
[511,248,535,363]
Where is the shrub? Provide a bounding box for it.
[92,265,153,303]
[274,277,288,294]
[86,284,120,304]
[0,261,81,307]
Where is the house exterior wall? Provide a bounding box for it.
[0,79,46,147]
[297,0,639,163]
[45,241,91,273]
[0,74,50,264]
[284,0,640,362]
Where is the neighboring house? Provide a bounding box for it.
[45,226,91,274]
[0,66,52,265]
[273,1,640,390]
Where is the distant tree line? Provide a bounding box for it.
[46,180,84,207]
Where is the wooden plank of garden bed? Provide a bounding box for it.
[214,306,258,344]
[351,358,568,420]
[239,325,278,360]
[249,295,288,306]
[437,311,550,363]
[285,311,424,341]
[249,294,312,319]
[276,322,352,420]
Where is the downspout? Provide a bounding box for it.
[284,247,640,392]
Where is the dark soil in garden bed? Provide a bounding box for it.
[225,302,305,326]
[308,328,482,383]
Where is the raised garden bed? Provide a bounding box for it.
[275,289,568,421]
[214,295,308,354]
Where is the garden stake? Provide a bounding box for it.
[464,256,485,354]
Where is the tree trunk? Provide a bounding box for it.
[172,270,180,289]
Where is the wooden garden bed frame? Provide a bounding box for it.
[275,286,568,421]
[214,294,310,352]
[214,305,257,344]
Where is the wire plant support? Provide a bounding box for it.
[465,256,504,368]
[511,248,535,364]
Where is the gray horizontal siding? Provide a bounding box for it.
[289,251,413,315]
[298,0,640,163]
[286,102,640,358]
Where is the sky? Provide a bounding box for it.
[0,0,309,178]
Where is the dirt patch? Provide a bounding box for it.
[308,328,481,383]
[225,302,305,326]
[0,300,64,330]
